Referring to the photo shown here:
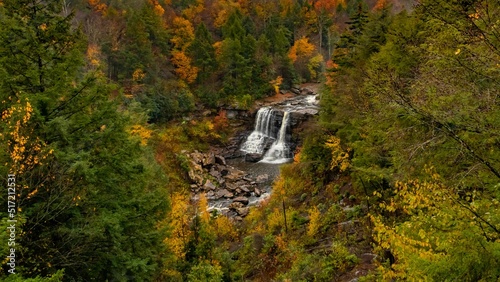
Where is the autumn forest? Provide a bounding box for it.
[1,0,500,281]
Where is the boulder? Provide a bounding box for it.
[254,188,262,197]
[202,153,216,168]
[256,174,269,184]
[236,207,249,217]
[203,180,216,191]
[224,168,246,181]
[216,189,234,199]
[240,186,251,196]
[229,202,245,210]
[245,153,262,162]
[209,168,221,179]
[214,155,226,165]
[233,196,249,205]
[191,151,204,165]
[225,182,237,191]
[206,191,215,199]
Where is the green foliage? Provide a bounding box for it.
[138,80,195,123]
[0,1,169,280]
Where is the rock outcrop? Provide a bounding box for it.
[186,150,265,217]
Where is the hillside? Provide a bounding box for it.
[1,0,500,281]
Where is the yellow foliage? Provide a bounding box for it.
[171,51,199,84]
[306,205,321,237]
[325,135,351,172]
[128,124,152,146]
[214,215,238,239]
[307,54,324,81]
[87,44,101,67]
[198,193,211,224]
[170,17,195,51]
[370,170,500,280]
[132,68,146,82]
[166,193,192,260]
[267,207,284,232]
[182,0,205,22]
[270,76,283,95]
[148,0,165,16]
[1,98,51,174]
[288,37,315,63]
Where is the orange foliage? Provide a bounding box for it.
[87,44,101,67]
[170,17,195,51]
[288,37,315,63]
[213,109,229,131]
[310,0,346,11]
[182,0,205,23]
[373,0,388,10]
[171,51,199,84]
[88,0,107,14]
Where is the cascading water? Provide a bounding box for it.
[260,111,293,164]
[240,107,277,154]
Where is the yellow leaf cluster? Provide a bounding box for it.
[325,135,351,172]
[166,193,192,259]
[87,44,101,67]
[182,0,205,22]
[170,17,195,51]
[270,76,283,95]
[2,98,51,174]
[288,37,315,63]
[171,51,199,84]
[306,205,321,237]
[132,68,146,82]
[128,124,152,146]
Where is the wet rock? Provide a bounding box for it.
[225,168,246,181]
[206,191,215,199]
[233,196,249,205]
[256,174,269,184]
[225,182,237,191]
[209,168,221,179]
[215,155,226,165]
[254,188,261,197]
[245,153,262,162]
[202,153,215,168]
[203,180,216,191]
[236,207,249,217]
[240,186,251,196]
[229,202,245,210]
[242,177,253,182]
[216,189,234,199]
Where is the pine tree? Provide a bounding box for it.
[0,1,168,280]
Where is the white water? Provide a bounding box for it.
[260,111,293,164]
[240,107,276,154]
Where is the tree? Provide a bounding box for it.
[189,22,217,81]
[0,0,169,279]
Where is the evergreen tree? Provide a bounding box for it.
[0,0,168,280]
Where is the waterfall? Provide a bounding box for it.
[260,111,293,164]
[240,107,277,154]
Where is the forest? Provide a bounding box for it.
[0,0,499,281]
